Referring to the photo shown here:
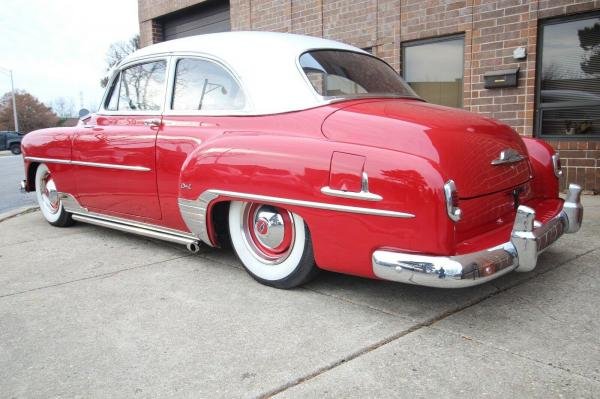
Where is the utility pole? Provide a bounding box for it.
[0,67,19,133]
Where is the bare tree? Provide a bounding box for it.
[100,34,140,88]
[51,97,76,118]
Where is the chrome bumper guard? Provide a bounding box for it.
[372,184,583,288]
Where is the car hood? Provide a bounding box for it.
[322,99,531,198]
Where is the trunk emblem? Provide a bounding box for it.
[491,149,525,165]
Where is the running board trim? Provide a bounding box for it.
[71,214,199,246]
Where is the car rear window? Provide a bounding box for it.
[300,50,418,99]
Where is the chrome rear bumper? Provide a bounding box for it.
[372,184,583,288]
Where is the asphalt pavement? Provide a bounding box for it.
[0,196,598,398]
[0,151,36,214]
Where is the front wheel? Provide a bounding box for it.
[10,143,21,155]
[35,163,74,227]
[228,201,318,289]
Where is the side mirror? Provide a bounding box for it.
[78,108,90,118]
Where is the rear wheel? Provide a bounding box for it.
[35,163,73,227]
[228,201,318,289]
[9,143,21,155]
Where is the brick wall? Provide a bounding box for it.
[138,0,600,192]
[138,0,213,45]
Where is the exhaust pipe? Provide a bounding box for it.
[186,241,201,254]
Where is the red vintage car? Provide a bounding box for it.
[21,32,583,289]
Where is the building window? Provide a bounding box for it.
[537,13,600,138]
[402,35,464,108]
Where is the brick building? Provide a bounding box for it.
[138,0,600,192]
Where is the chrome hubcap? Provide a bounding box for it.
[242,203,295,264]
[41,172,60,214]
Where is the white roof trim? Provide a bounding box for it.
[120,31,368,115]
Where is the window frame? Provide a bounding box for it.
[163,53,251,116]
[99,56,171,116]
[535,11,600,140]
[401,33,465,108]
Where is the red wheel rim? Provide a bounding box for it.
[243,203,295,263]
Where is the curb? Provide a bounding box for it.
[0,205,39,223]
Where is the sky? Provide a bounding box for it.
[0,0,139,114]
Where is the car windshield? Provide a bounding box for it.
[300,50,419,100]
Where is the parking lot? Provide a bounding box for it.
[1,197,599,398]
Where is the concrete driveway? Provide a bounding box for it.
[1,197,599,398]
[0,152,36,214]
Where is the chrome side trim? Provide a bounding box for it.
[58,192,199,246]
[321,172,383,202]
[24,156,71,165]
[24,156,150,172]
[178,192,219,247]
[178,188,414,247]
[206,189,415,218]
[491,148,525,165]
[72,214,198,246]
[72,160,151,172]
[59,193,88,213]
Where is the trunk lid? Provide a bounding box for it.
[322,99,531,198]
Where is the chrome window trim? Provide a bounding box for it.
[297,48,420,102]
[163,53,254,116]
[24,157,151,172]
[99,56,171,116]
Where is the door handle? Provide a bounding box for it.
[143,119,162,127]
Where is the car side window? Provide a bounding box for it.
[105,60,167,112]
[172,58,245,111]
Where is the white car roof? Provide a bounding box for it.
[120,31,367,115]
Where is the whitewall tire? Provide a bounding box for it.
[35,163,73,227]
[228,201,318,288]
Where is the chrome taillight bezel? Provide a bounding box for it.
[444,180,462,222]
[552,153,563,178]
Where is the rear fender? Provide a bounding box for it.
[178,132,452,278]
[523,137,559,199]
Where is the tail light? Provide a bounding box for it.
[552,154,563,178]
[444,180,462,222]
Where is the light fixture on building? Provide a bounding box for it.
[513,47,527,60]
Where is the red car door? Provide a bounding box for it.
[72,59,168,221]
[155,56,248,230]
